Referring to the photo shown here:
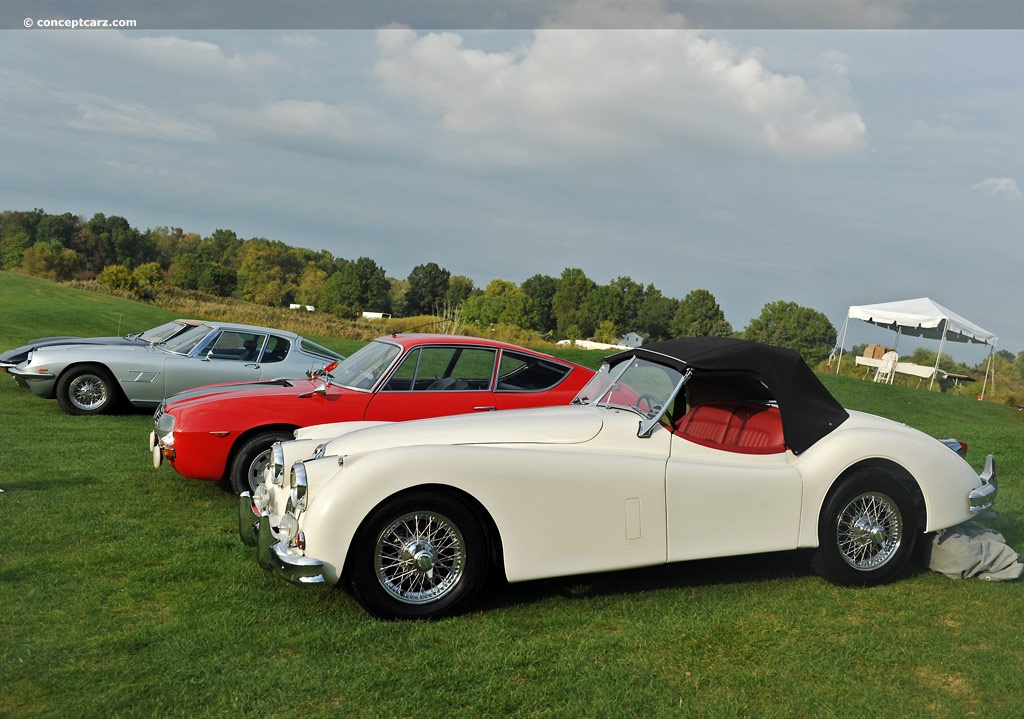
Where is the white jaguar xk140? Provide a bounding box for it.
[239,337,996,619]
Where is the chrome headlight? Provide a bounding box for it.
[289,461,307,492]
[289,463,309,513]
[270,442,285,485]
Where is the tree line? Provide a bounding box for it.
[0,208,869,367]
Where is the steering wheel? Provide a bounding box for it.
[635,394,662,418]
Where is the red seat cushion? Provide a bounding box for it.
[678,402,786,454]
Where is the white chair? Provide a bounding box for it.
[874,351,898,384]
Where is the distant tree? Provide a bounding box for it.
[167,252,203,290]
[552,268,595,337]
[20,242,82,281]
[462,293,505,326]
[635,285,678,342]
[235,240,298,305]
[581,284,626,338]
[594,320,618,344]
[145,227,201,270]
[97,264,136,292]
[35,212,81,248]
[404,262,451,316]
[671,289,733,337]
[520,274,558,333]
[133,261,164,287]
[742,300,836,366]
[445,275,475,306]
[1,230,32,269]
[197,229,243,267]
[295,262,328,307]
[322,256,390,314]
[197,264,237,296]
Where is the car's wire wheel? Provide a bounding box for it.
[834,491,904,571]
[374,510,466,605]
[68,373,109,411]
[56,364,120,415]
[811,471,918,587]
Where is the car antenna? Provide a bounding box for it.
[390,318,446,338]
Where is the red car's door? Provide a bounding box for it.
[362,345,499,421]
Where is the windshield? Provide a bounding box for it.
[159,324,216,356]
[327,339,402,390]
[135,320,189,343]
[574,357,686,420]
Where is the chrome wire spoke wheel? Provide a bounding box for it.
[374,511,466,605]
[835,492,903,571]
[69,374,108,411]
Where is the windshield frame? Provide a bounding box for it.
[325,338,402,391]
[157,324,217,356]
[573,356,691,437]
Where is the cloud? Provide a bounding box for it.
[372,22,867,166]
[198,99,404,153]
[971,177,1023,200]
[69,99,217,142]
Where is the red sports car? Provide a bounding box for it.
[150,334,595,494]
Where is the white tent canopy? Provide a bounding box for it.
[835,298,998,396]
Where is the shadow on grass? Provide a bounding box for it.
[476,550,818,612]
[474,543,943,614]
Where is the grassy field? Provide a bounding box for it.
[1,271,1022,718]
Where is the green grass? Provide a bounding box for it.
[1,272,1023,718]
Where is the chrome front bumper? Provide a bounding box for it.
[239,492,325,585]
[969,455,998,513]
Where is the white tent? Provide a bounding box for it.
[835,298,998,396]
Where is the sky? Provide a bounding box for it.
[1,1,1021,363]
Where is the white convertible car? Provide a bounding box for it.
[240,337,997,620]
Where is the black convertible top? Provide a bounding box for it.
[606,337,849,455]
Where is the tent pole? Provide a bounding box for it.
[835,316,850,374]
[929,324,947,391]
[980,346,994,400]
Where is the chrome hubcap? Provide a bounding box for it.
[375,511,465,605]
[836,492,903,571]
[69,375,107,411]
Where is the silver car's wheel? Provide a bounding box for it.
[56,364,119,415]
[812,472,917,587]
[350,491,488,620]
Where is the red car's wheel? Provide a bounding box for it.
[229,430,294,495]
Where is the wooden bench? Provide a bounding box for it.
[676,402,786,454]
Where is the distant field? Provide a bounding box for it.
[1,271,1021,719]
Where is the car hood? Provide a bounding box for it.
[163,378,347,410]
[1,335,143,364]
[163,378,306,405]
[321,405,603,456]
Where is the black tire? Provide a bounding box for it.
[349,491,488,620]
[55,364,120,415]
[811,471,918,587]
[229,430,294,495]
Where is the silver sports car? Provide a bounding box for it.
[0,319,201,375]
[8,320,344,415]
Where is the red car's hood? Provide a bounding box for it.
[163,378,353,410]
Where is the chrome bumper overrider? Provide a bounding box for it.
[969,455,998,513]
[238,492,325,585]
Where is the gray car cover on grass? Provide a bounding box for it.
[929,521,1023,581]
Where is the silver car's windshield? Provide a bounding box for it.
[159,324,216,356]
[328,339,401,390]
[135,320,188,343]
[574,357,686,420]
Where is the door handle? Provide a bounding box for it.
[473,406,496,412]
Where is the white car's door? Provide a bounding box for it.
[665,439,802,562]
